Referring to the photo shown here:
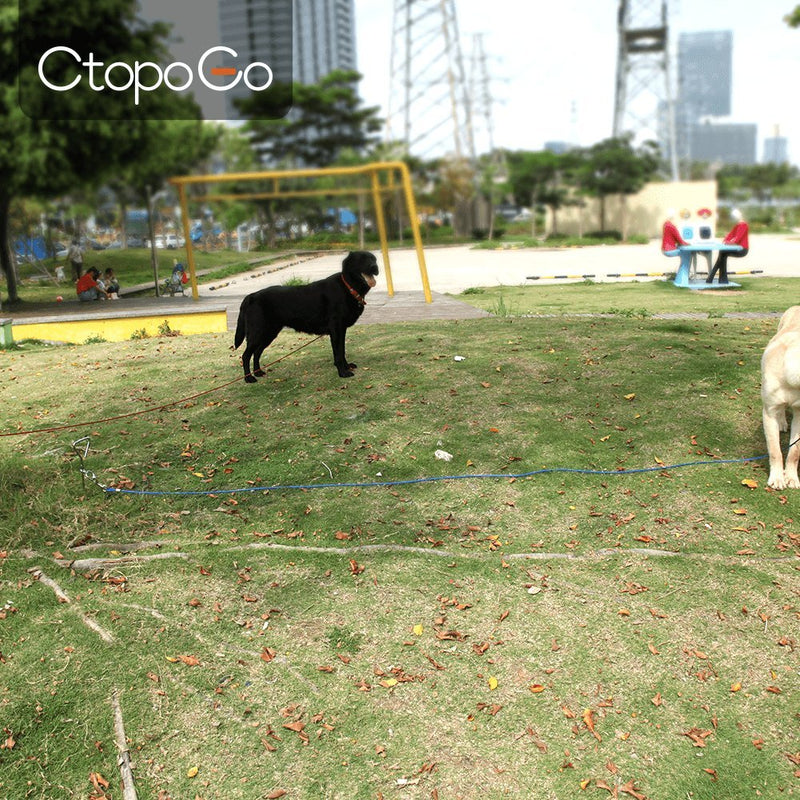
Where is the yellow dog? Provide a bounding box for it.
[761,306,800,489]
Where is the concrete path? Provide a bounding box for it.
[4,235,799,331]
[198,235,799,328]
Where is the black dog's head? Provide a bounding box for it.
[342,251,379,293]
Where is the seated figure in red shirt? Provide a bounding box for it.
[661,209,687,256]
[76,267,110,301]
[707,209,749,284]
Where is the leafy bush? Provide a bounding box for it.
[586,229,623,241]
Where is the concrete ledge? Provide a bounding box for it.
[11,304,228,344]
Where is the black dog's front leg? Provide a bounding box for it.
[329,327,354,378]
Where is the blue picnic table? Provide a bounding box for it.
[674,242,742,289]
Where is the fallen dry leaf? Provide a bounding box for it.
[89,773,109,791]
[582,708,602,741]
[174,654,200,666]
[682,727,713,747]
[349,559,365,576]
[619,779,648,799]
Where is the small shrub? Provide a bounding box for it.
[158,320,180,337]
[586,229,623,241]
[490,294,514,317]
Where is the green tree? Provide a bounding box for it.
[237,70,383,168]
[212,126,262,249]
[578,135,660,237]
[0,0,201,303]
[786,5,800,26]
[717,162,800,205]
[432,156,476,238]
[475,152,510,240]
[506,150,562,237]
[123,119,220,291]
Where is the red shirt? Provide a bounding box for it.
[75,273,98,294]
[661,220,686,251]
[723,221,749,249]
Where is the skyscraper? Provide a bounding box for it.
[763,135,789,164]
[674,30,756,166]
[294,0,357,85]
[220,0,356,119]
[677,31,732,118]
[675,30,732,163]
[218,0,294,119]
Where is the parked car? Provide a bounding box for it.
[105,235,145,249]
[164,233,184,249]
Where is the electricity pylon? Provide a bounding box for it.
[613,0,678,179]
[387,0,475,160]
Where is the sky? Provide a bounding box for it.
[354,0,800,164]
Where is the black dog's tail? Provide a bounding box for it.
[233,297,249,349]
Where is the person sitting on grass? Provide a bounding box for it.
[76,267,110,301]
[99,268,120,298]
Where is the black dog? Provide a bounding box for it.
[234,251,379,382]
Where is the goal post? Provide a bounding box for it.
[169,161,432,303]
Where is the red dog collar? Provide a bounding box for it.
[341,274,366,306]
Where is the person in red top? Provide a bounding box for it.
[661,209,687,255]
[707,209,749,284]
[76,267,110,301]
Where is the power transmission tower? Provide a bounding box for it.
[387,0,475,160]
[469,32,495,156]
[613,0,678,179]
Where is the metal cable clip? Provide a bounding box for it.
[71,436,105,492]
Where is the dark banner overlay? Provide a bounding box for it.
[17,0,293,121]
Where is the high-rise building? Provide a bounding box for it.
[220,0,356,119]
[763,136,790,164]
[691,121,757,166]
[675,30,732,163]
[677,31,732,118]
[674,29,758,166]
[294,0,357,85]
[218,0,294,119]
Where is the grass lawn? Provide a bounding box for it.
[1,304,798,798]
[454,277,798,319]
[9,248,281,305]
